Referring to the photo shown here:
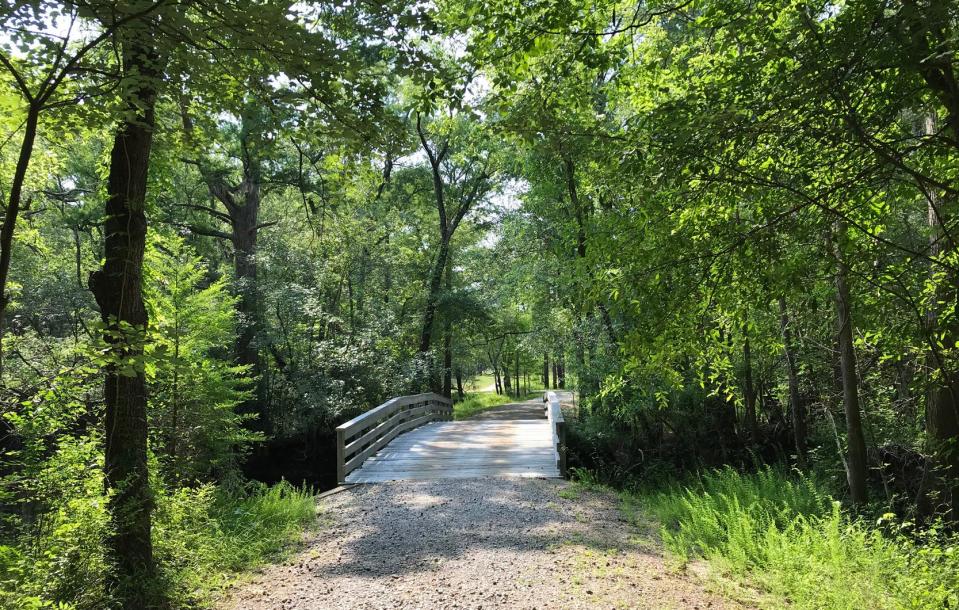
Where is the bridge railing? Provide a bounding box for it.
[336,393,453,483]
[544,391,568,478]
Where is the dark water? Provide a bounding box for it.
[242,430,339,492]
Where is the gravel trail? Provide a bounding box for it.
[220,477,741,609]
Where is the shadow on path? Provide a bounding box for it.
[221,478,745,609]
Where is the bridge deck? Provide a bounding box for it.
[345,404,560,483]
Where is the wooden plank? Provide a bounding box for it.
[358,462,559,473]
[347,469,561,483]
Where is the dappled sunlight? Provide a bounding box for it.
[223,478,738,609]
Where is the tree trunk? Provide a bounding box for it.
[0,103,40,376]
[502,363,512,395]
[923,114,959,518]
[543,353,549,390]
[184,105,267,429]
[419,239,449,356]
[442,329,452,399]
[779,296,807,467]
[551,360,558,390]
[231,189,260,366]
[515,351,520,398]
[743,330,758,443]
[455,367,464,400]
[828,225,869,505]
[441,257,453,398]
[88,30,161,607]
[558,357,566,389]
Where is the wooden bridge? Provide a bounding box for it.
[336,392,568,484]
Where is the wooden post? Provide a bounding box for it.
[557,418,567,478]
[336,427,345,484]
[545,391,568,478]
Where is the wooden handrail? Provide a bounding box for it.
[544,391,567,478]
[336,392,453,483]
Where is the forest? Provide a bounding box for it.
[1,0,958,609]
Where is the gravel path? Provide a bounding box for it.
[220,478,741,609]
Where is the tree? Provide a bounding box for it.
[87,9,166,604]
[144,233,256,483]
[0,1,161,372]
[415,111,495,384]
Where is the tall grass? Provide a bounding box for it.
[633,467,959,609]
[155,480,317,606]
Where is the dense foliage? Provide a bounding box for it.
[0,0,957,608]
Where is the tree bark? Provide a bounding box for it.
[88,29,162,606]
[779,296,807,467]
[829,224,869,505]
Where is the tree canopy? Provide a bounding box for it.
[1,0,958,608]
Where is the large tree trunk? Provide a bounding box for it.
[829,225,869,505]
[779,296,807,467]
[418,239,449,357]
[182,103,267,428]
[895,6,959,519]
[230,186,261,375]
[88,30,161,607]
[924,114,959,518]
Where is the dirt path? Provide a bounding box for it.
[220,478,740,609]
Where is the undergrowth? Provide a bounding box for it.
[1,480,317,609]
[623,466,959,609]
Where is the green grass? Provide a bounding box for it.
[464,374,497,392]
[155,480,318,607]
[453,392,514,419]
[623,466,959,609]
[453,387,548,420]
